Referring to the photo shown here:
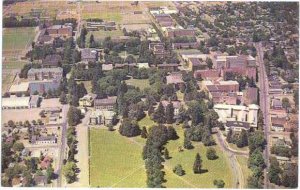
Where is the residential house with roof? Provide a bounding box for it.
[149,43,166,58]
[161,100,182,117]
[81,48,98,63]
[79,93,97,107]
[271,98,283,110]
[27,67,63,81]
[42,54,62,68]
[166,72,185,89]
[271,116,287,132]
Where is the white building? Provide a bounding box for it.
[213,104,259,128]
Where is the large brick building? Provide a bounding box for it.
[46,24,73,38]
[27,67,63,81]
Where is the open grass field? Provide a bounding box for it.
[138,115,157,129]
[236,156,252,187]
[89,128,147,187]
[125,78,150,90]
[3,27,36,57]
[228,143,249,152]
[90,122,234,188]
[86,29,123,42]
[163,127,234,188]
[5,1,76,18]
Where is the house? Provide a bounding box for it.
[40,156,52,169]
[94,96,117,110]
[42,54,62,68]
[81,49,98,62]
[166,72,184,88]
[27,67,63,81]
[79,93,97,107]
[89,110,115,126]
[194,69,220,80]
[161,100,182,116]
[33,175,47,186]
[31,135,57,145]
[187,57,207,71]
[156,63,179,72]
[225,120,251,133]
[213,104,259,128]
[102,64,113,71]
[271,98,283,110]
[46,24,73,37]
[271,117,287,132]
[172,42,198,49]
[149,43,166,58]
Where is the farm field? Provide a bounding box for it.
[3,27,36,57]
[125,78,150,90]
[89,128,147,188]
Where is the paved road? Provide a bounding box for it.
[255,42,270,188]
[57,104,70,187]
[214,131,245,188]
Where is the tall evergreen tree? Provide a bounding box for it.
[184,134,193,149]
[152,102,166,124]
[165,102,174,124]
[193,153,202,174]
[164,148,170,160]
[167,126,178,140]
[141,126,148,138]
[236,129,248,148]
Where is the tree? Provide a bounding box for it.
[152,102,166,124]
[183,133,193,149]
[213,179,225,188]
[173,164,184,176]
[226,128,233,143]
[206,147,218,160]
[206,57,213,69]
[12,142,24,152]
[167,126,178,140]
[193,153,202,174]
[282,97,291,109]
[67,106,82,126]
[236,129,248,148]
[268,157,282,185]
[59,92,67,104]
[165,103,174,124]
[46,166,54,183]
[141,126,148,138]
[164,148,170,160]
[119,119,141,137]
[248,149,265,169]
[248,131,265,153]
[62,161,77,184]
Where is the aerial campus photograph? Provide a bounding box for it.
[0,0,299,189]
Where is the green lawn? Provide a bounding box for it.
[138,115,156,128]
[89,123,234,188]
[89,128,147,187]
[163,127,234,188]
[3,27,36,54]
[86,29,123,42]
[125,78,150,91]
[236,156,251,187]
[83,12,122,22]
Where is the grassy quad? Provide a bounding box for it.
[163,127,234,188]
[125,78,150,91]
[89,123,234,188]
[89,128,147,187]
[236,156,252,187]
